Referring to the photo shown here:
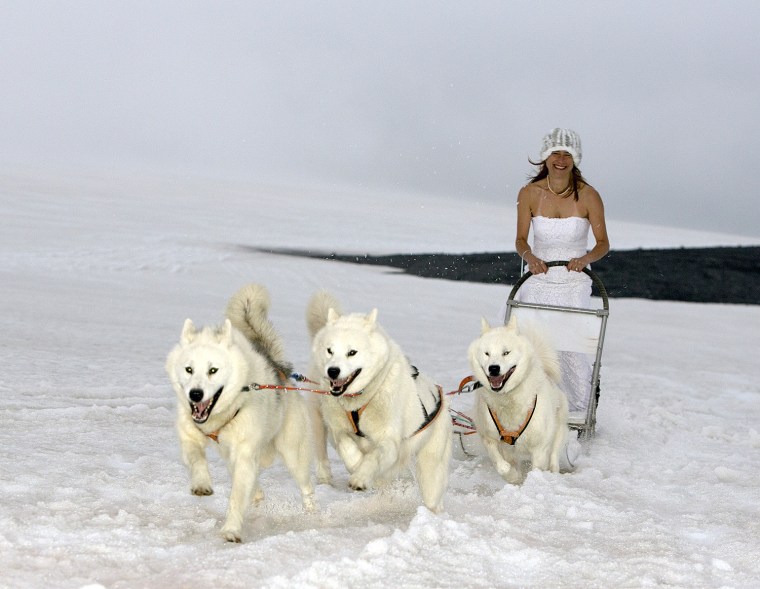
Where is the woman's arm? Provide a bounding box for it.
[568,187,610,272]
[515,185,547,274]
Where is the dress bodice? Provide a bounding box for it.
[531,216,590,261]
[516,216,592,308]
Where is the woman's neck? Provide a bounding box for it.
[546,172,572,196]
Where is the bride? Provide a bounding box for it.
[513,128,610,413]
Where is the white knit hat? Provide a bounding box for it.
[540,128,582,167]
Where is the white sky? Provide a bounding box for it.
[1,1,759,237]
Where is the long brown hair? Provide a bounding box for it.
[527,159,590,201]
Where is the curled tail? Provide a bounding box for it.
[226,284,292,377]
[306,289,342,339]
[509,316,562,385]
[526,328,562,385]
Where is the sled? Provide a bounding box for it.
[504,260,610,440]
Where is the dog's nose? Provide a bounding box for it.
[189,388,204,402]
[488,365,501,377]
[327,366,340,379]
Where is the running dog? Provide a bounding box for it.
[306,290,451,512]
[166,284,314,542]
[468,316,569,484]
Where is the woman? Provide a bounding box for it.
[514,128,610,413]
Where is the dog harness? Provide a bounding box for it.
[346,384,444,440]
[487,395,537,445]
[202,376,288,443]
[203,408,240,443]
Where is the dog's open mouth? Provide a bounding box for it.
[329,369,362,396]
[189,387,224,424]
[487,366,516,392]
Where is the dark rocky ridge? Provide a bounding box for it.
[249,246,760,305]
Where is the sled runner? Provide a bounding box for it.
[504,261,609,439]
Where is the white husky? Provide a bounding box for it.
[468,316,569,484]
[165,284,314,543]
[306,290,452,512]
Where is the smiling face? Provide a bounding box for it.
[173,343,231,423]
[545,150,574,175]
[166,318,241,424]
[468,318,532,395]
[312,309,389,397]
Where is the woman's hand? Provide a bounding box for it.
[526,254,548,274]
[566,256,588,272]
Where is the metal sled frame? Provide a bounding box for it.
[505,261,609,439]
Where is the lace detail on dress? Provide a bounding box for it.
[517,217,592,306]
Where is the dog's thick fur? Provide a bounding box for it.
[306,290,451,512]
[166,284,314,542]
[468,316,569,484]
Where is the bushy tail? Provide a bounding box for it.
[522,323,563,385]
[225,284,292,376]
[306,289,342,339]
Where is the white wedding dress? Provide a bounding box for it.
[515,216,593,413]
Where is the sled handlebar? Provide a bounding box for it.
[508,260,609,311]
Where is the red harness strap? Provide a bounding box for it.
[487,395,537,445]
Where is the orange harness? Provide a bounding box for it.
[202,372,293,443]
[204,408,240,444]
[346,385,444,439]
[487,395,537,445]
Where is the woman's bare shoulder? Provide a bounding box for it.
[519,181,544,197]
[579,182,602,203]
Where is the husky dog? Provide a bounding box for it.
[165,284,314,543]
[306,290,452,512]
[468,316,569,484]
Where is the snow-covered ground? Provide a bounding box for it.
[1,168,759,589]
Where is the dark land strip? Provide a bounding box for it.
[243,246,760,305]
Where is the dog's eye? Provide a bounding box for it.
[208,367,218,375]
[347,349,357,357]
[484,352,490,357]
[503,350,510,356]
[185,366,193,374]
[326,347,333,356]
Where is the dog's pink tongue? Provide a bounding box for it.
[193,400,211,419]
[489,375,506,388]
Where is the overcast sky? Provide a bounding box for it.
[1,1,758,237]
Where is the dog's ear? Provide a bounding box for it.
[327,307,340,323]
[480,316,491,334]
[181,318,197,344]
[220,318,233,342]
[366,308,378,326]
[506,315,519,332]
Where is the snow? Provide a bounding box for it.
[1,167,759,589]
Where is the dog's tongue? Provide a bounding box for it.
[330,378,349,393]
[488,374,507,389]
[192,399,212,420]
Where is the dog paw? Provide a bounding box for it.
[302,494,317,512]
[503,470,523,485]
[191,485,213,496]
[221,529,242,543]
[496,465,522,485]
[348,476,369,492]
